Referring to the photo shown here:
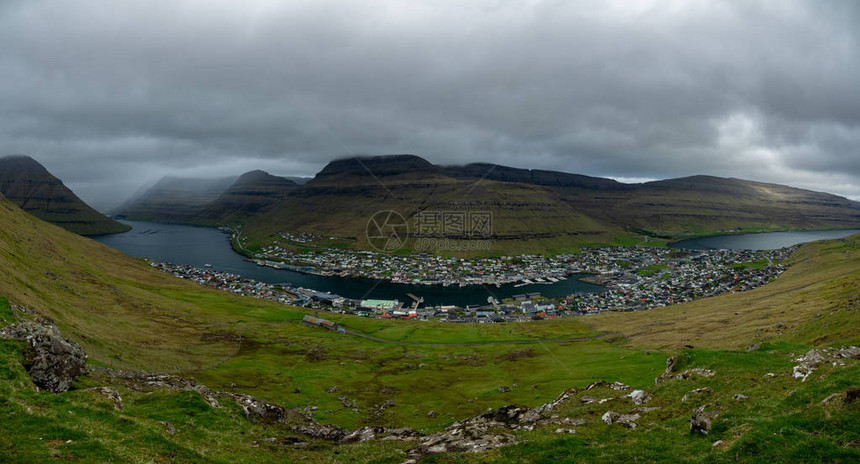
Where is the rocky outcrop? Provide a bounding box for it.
[792,346,859,382]
[602,411,641,429]
[0,318,88,392]
[223,393,289,425]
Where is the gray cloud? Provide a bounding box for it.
[1,0,859,209]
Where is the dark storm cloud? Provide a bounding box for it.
[1,0,859,209]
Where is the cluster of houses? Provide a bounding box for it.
[253,244,575,287]
[151,244,794,323]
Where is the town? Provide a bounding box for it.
[150,244,794,323]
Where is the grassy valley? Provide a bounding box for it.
[0,191,858,462]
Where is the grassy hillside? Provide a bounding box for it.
[0,193,858,462]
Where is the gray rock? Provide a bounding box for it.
[626,390,651,405]
[837,346,860,360]
[0,319,88,393]
[159,421,176,436]
[690,407,714,435]
[223,393,288,424]
[682,388,713,403]
[602,410,640,429]
[746,343,761,352]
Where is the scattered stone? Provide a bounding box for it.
[498,385,512,393]
[682,388,713,403]
[338,396,358,409]
[602,411,640,429]
[746,343,761,352]
[88,387,123,410]
[674,368,715,380]
[290,423,349,441]
[690,407,715,435]
[340,426,376,444]
[713,439,726,448]
[625,390,651,405]
[665,356,677,375]
[293,387,302,394]
[223,393,288,424]
[734,394,749,401]
[764,372,776,378]
[555,428,576,434]
[837,346,860,360]
[326,385,338,393]
[158,421,176,436]
[0,319,88,393]
[586,380,630,391]
[793,349,826,382]
[602,411,620,425]
[427,410,437,418]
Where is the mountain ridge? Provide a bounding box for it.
[0,155,130,235]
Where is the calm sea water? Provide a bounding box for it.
[670,229,860,251]
[93,220,604,306]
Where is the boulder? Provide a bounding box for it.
[626,390,651,405]
[0,319,88,393]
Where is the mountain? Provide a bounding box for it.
[0,155,130,235]
[238,155,860,253]
[110,154,860,254]
[113,174,237,222]
[197,170,298,223]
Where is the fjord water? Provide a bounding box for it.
[93,220,604,306]
[670,229,860,250]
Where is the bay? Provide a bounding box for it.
[670,229,860,251]
[93,220,604,307]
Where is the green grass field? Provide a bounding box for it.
[0,195,858,462]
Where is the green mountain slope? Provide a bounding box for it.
[0,155,130,235]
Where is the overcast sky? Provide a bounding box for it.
[2,0,859,209]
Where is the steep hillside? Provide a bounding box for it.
[197,170,298,224]
[0,155,130,235]
[114,175,237,222]
[245,155,620,254]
